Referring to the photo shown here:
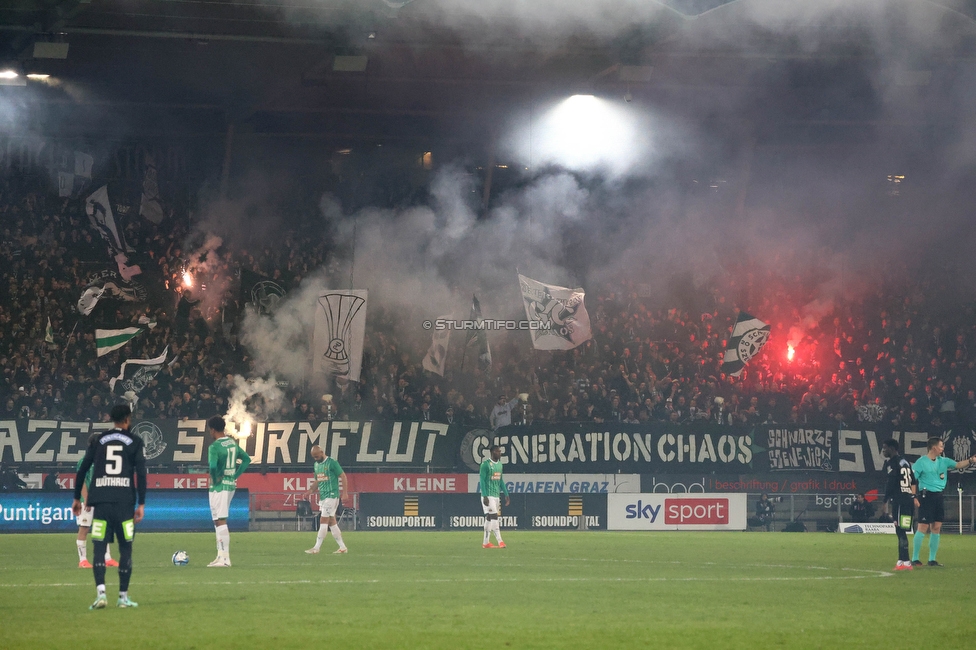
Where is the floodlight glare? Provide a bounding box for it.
[26,73,50,80]
[532,94,643,175]
[0,70,19,79]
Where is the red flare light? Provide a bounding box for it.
[787,345,795,362]
[182,271,193,288]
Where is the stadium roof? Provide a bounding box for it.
[2,0,976,143]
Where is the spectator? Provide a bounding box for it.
[754,493,775,531]
[849,493,874,523]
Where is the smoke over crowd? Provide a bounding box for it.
[3,1,976,433]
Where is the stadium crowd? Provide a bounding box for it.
[2,166,976,432]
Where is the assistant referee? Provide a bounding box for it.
[911,436,976,567]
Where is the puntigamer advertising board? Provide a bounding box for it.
[0,490,249,533]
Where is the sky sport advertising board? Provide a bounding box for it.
[607,493,747,531]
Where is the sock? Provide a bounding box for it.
[96,584,106,597]
[493,520,504,544]
[314,525,328,550]
[912,532,925,561]
[929,534,941,561]
[216,525,230,558]
[93,541,107,587]
[483,520,491,545]
[77,540,87,561]
[119,591,127,600]
[897,529,910,562]
[104,549,113,562]
[118,541,132,591]
[330,524,346,550]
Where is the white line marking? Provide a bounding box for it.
[0,567,892,589]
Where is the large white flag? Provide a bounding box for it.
[721,312,771,377]
[313,290,368,382]
[422,314,452,376]
[518,274,592,350]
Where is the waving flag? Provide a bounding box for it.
[95,326,146,357]
[423,314,452,376]
[464,296,492,372]
[518,274,592,350]
[722,312,771,377]
[110,347,168,396]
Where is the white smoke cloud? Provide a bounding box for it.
[223,374,284,438]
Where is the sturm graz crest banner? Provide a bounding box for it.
[240,268,288,316]
[518,274,592,351]
[721,312,770,377]
[110,347,168,397]
[77,269,148,316]
[313,290,367,382]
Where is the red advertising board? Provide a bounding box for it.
[130,472,469,511]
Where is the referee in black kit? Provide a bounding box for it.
[72,404,147,610]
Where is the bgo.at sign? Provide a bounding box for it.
[607,493,747,531]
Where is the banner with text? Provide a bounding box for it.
[6,419,976,476]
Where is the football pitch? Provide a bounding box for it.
[1,531,973,649]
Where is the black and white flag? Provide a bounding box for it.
[77,270,148,316]
[422,314,452,376]
[240,268,288,316]
[518,274,592,350]
[86,185,126,253]
[313,290,368,382]
[722,312,771,377]
[110,347,168,396]
[55,149,93,198]
[86,185,141,279]
[464,295,492,372]
[139,154,165,225]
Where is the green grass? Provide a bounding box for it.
[0,530,973,648]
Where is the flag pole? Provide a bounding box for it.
[61,321,79,365]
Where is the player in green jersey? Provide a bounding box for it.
[304,445,349,554]
[75,454,117,569]
[480,445,510,548]
[207,416,251,567]
[910,437,976,566]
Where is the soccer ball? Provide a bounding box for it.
[172,550,189,566]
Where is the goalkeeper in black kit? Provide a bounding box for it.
[881,439,917,572]
[72,405,147,609]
